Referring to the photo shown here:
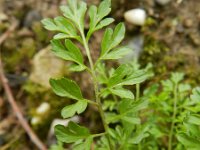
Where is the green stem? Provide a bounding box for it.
[80,30,113,150]
[136,83,140,101]
[84,99,99,106]
[136,83,142,150]
[168,83,178,150]
[92,132,106,138]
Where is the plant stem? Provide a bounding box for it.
[92,132,106,138]
[80,30,113,150]
[136,83,142,150]
[85,99,99,106]
[168,83,178,150]
[136,83,140,101]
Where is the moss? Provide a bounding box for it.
[23,81,71,139]
[3,37,36,72]
[32,22,49,43]
[140,35,169,76]
[140,35,200,86]
[143,36,169,56]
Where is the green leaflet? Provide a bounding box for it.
[171,72,184,84]
[51,39,83,64]
[108,64,152,88]
[97,0,111,20]
[55,121,91,143]
[73,136,93,150]
[50,141,64,150]
[61,100,87,118]
[41,18,58,31]
[50,77,83,101]
[60,0,87,30]
[118,99,148,114]
[100,46,132,60]
[51,39,85,70]
[54,16,77,35]
[128,124,150,144]
[106,99,148,124]
[110,88,134,99]
[185,114,200,126]
[190,87,200,102]
[101,23,125,57]
[69,63,86,72]
[87,0,113,39]
[95,18,114,31]
[41,17,79,41]
[177,133,200,149]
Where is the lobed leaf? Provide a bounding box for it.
[108,64,152,88]
[41,17,79,41]
[87,0,113,39]
[128,124,150,144]
[185,114,200,126]
[95,18,114,31]
[101,23,125,57]
[100,46,132,60]
[110,88,134,99]
[41,18,58,31]
[60,0,87,30]
[177,133,200,149]
[73,136,93,150]
[190,87,200,103]
[97,0,111,20]
[51,39,85,69]
[118,99,148,114]
[55,121,90,143]
[50,77,83,101]
[61,100,87,118]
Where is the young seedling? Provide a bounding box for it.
[143,73,200,150]
[42,0,152,149]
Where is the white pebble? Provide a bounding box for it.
[124,8,146,26]
[48,116,80,138]
[31,116,41,125]
[155,0,171,5]
[36,102,50,115]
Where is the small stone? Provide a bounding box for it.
[36,102,50,115]
[23,10,41,28]
[0,13,8,22]
[48,117,80,138]
[31,116,41,125]
[119,35,144,63]
[124,8,146,26]
[30,46,67,88]
[183,19,193,28]
[155,0,171,5]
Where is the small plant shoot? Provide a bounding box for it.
[42,0,200,150]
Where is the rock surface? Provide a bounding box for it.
[30,46,67,88]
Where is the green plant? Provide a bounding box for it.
[141,73,200,150]
[176,87,200,150]
[42,0,152,149]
